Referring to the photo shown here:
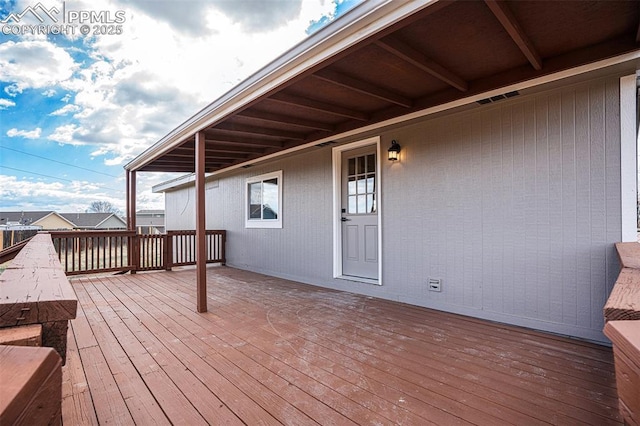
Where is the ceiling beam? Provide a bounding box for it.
[141,166,195,172]
[313,69,412,108]
[270,92,369,121]
[484,0,542,70]
[213,122,306,140]
[163,151,250,160]
[376,37,468,92]
[175,143,267,155]
[203,132,285,148]
[236,109,334,132]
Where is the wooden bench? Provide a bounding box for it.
[0,233,77,364]
[604,242,640,425]
[604,243,640,322]
[0,345,62,425]
[0,324,42,347]
[604,321,640,426]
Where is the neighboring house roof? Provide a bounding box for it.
[1,211,53,224]
[59,213,126,229]
[0,211,127,229]
[128,0,640,179]
[0,211,76,228]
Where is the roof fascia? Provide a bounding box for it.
[125,0,437,172]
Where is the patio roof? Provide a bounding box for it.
[125,0,640,174]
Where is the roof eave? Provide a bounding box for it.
[125,0,439,172]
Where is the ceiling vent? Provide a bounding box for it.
[476,90,519,105]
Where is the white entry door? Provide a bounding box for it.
[341,147,378,280]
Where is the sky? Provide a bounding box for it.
[0,0,363,215]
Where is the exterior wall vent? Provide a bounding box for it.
[477,90,519,105]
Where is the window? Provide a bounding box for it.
[346,153,376,214]
[245,171,282,228]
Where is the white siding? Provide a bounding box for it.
[164,75,623,343]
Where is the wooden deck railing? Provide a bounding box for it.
[49,230,225,276]
[603,242,640,426]
[0,233,77,363]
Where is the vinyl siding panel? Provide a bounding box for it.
[164,75,623,343]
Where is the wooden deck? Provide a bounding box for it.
[62,267,622,425]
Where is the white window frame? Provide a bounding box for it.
[245,170,283,229]
[620,74,637,242]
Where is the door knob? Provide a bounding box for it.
[341,217,351,222]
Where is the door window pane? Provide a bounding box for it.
[357,195,366,213]
[348,196,357,214]
[345,152,376,215]
[348,177,356,195]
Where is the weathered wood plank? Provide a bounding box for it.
[83,278,239,425]
[113,274,368,426]
[142,268,620,425]
[604,320,640,426]
[65,268,622,425]
[71,281,170,425]
[213,287,614,425]
[604,268,640,321]
[61,322,98,426]
[0,345,62,425]
[616,242,640,270]
[0,324,41,346]
[0,234,77,362]
[97,276,282,425]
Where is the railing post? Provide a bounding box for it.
[129,233,139,274]
[164,233,173,271]
[221,231,226,265]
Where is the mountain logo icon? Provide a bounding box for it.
[1,2,60,24]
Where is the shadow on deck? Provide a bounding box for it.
[62,266,621,425]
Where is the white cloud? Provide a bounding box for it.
[4,84,22,97]
[49,104,81,116]
[6,127,42,139]
[0,39,78,91]
[48,124,88,145]
[0,174,129,213]
[0,0,356,212]
[0,98,16,109]
[2,1,347,161]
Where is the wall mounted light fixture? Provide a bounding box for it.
[388,140,401,161]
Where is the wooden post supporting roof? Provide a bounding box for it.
[127,170,138,274]
[126,170,137,231]
[195,131,207,313]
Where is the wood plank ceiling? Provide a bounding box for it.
[137,0,640,173]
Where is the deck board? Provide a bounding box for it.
[62,266,622,425]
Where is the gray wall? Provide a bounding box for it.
[165,75,623,343]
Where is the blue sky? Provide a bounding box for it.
[0,0,363,214]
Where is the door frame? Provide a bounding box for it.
[332,136,382,285]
